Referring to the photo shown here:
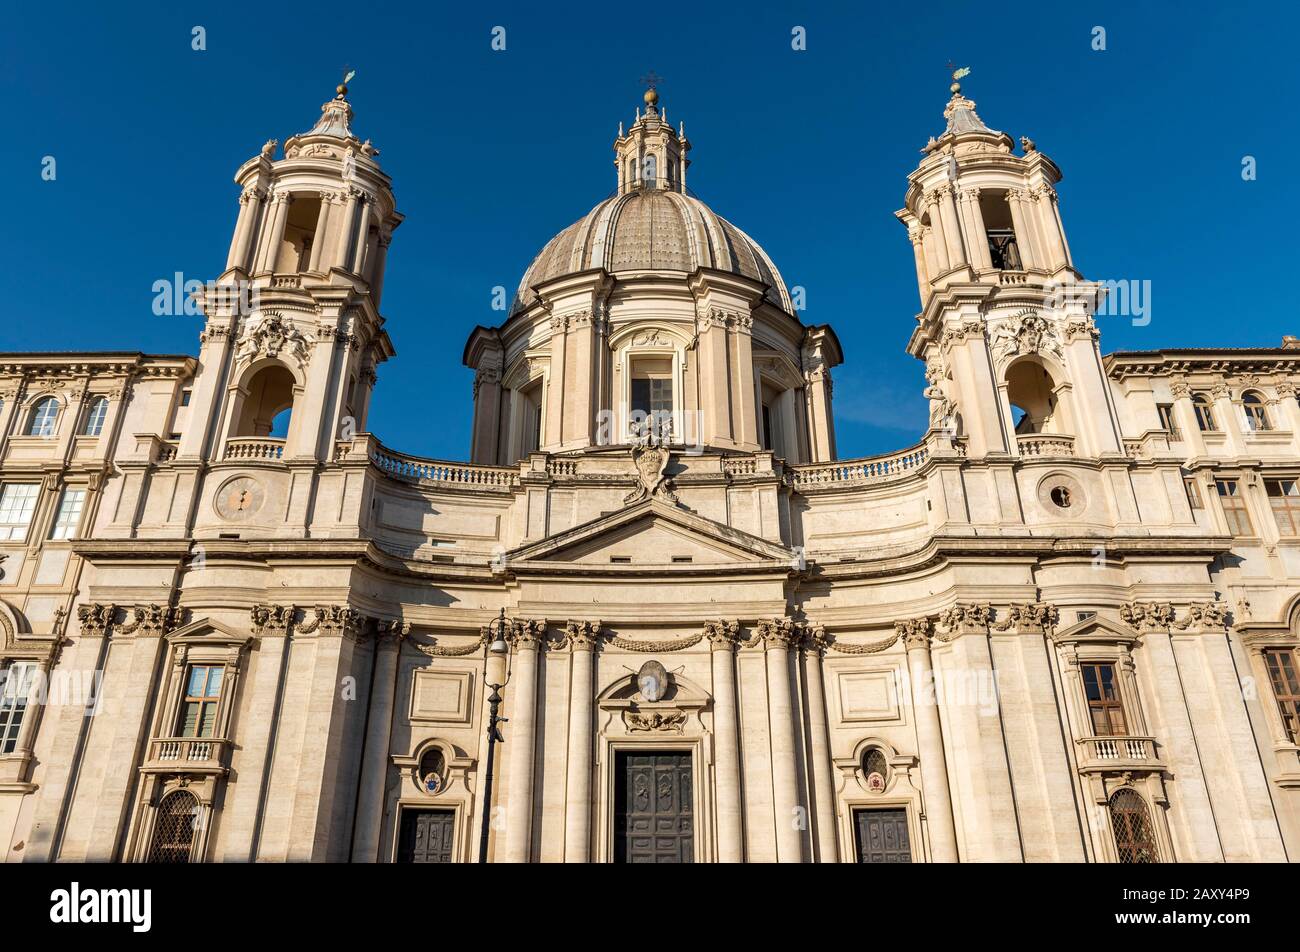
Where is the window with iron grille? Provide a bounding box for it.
[1215,479,1254,536]
[1109,789,1159,863]
[146,790,199,864]
[178,665,224,738]
[0,662,37,754]
[1263,648,1300,744]
[1081,662,1127,736]
[1266,479,1300,536]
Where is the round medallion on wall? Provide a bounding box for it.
[1036,472,1086,518]
[214,475,266,522]
[636,659,671,702]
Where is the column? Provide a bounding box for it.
[351,625,405,862]
[923,215,949,276]
[1211,382,1247,457]
[306,192,333,273]
[544,314,568,447]
[562,621,599,862]
[370,232,392,302]
[960,188,993,271]
[801,627,839,862]
[730,313,759,447]
[255,191,292,274]
[899,619,959,861]
[349,194,371,275]
[1006,189,1039,270]
[226,188,255,271]
[1037,186,1073,269]
[707,621,745,862]
[761,619,804,862]
[503,621,543,862]
[470,363,503,465]
[1168,378,1208,457]
[333,188,361,271]
[907,228,930,298]
[936,186,967,269]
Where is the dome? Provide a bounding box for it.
[512,189,793,314]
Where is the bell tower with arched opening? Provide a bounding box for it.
[897,69,1123,461]
[181,78,402,468]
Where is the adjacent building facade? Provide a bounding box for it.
[1,77,1298,863]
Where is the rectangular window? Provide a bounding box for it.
[1184,477,1204,510]
[0,483,40,542]
[1081,662,1128,736]
[1156,403,1180,440]
[1266,479,1300,537]
[0,662,38,754]
[48,488,86,540]
[1216,478,1254,536]
[1263,649,1300,744]
[178,665,225,738]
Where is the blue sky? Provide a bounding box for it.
[2,1,1296,461]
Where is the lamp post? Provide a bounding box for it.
[478,608,510,863]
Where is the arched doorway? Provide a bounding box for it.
[146,790,200,864]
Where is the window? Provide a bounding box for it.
[1267,479,1300,536]
[1184,477,1204,510]
[1156,403,1180,440]
[1242,392,1271,432]
[630,369,673,440]
[643,154,657,187]
[1264,649,1300,743]
[146,790,199,864]
[1081,662,1127,736]
[0,662,37,754]
[1109,789,1159,863]
[81,397,108,437]
[26,397,59,437]
[761,403,773,451]
[180,389,192,407]
[1216,478,1254,536]
[49,488,86,540]
[1192,394,1216,432]
[0,483,40,542]
[178,665,224,738]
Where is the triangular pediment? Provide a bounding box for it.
[1051,614,1138,645]
[505,498,793,570]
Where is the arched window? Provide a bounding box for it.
[1192,394,1217,432]
[1109,789,1159,863]
[1006,360,1059,435]
[146,790,200,864]
[861,747,888,792]
[26,397,59,437]
[233,364,296,439]
[643,154,657,188]
[1242,391,1271,432]
[81,396,109,436]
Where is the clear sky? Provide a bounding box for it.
[3,1,1296,461]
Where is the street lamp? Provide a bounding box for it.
[478,608,510,863]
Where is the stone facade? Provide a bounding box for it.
[1,77,1298,863]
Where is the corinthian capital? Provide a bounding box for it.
[1171,601,1229,632]
[565,619,603,649]
[1119,601,1174,632]
[939,603,992,635]
[704,619,741,650]
[758,617,798,649]
[895,616,934,649]
[992,602,1059,633]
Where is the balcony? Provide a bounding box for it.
[140,737,232,776]
[223,437,286,461]
[1076,734,1161,773]
[1016,433,1075,458]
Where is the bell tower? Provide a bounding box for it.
[898,70,1123,461]
[183,78,402,467]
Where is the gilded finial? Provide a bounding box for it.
[640,70,663,111]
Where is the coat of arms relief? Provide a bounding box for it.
[234,312,314,370]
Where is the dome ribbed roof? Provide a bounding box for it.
[512,189,792,314]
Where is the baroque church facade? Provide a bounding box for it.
[1,76,1299,863]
